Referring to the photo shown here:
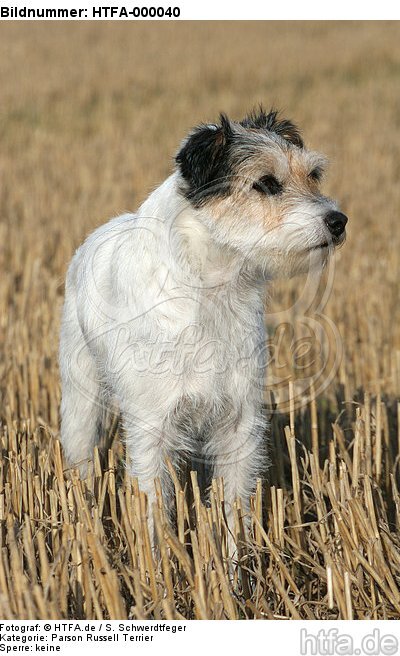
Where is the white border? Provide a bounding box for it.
[0,0,399,20]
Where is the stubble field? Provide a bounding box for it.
[1,21,400,619]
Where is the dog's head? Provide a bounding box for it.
[175,107,347,278]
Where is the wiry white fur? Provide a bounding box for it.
[59,166,338,538]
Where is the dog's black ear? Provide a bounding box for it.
[176,114,233,205]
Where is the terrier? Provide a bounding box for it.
[59,107,347,534]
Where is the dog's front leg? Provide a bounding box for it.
[207,404,268,554]
[119,388,182,544]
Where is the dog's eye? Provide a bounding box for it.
[309,167,323,182]
[253,174,283,196]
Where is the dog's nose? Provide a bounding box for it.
[324,210,348,238]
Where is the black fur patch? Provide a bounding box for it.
[240,106,304,148]
[175,107,303,206]
[175,113,234,207]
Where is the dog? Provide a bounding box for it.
[59,107,347,538]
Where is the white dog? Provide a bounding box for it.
[59,108,347,530]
